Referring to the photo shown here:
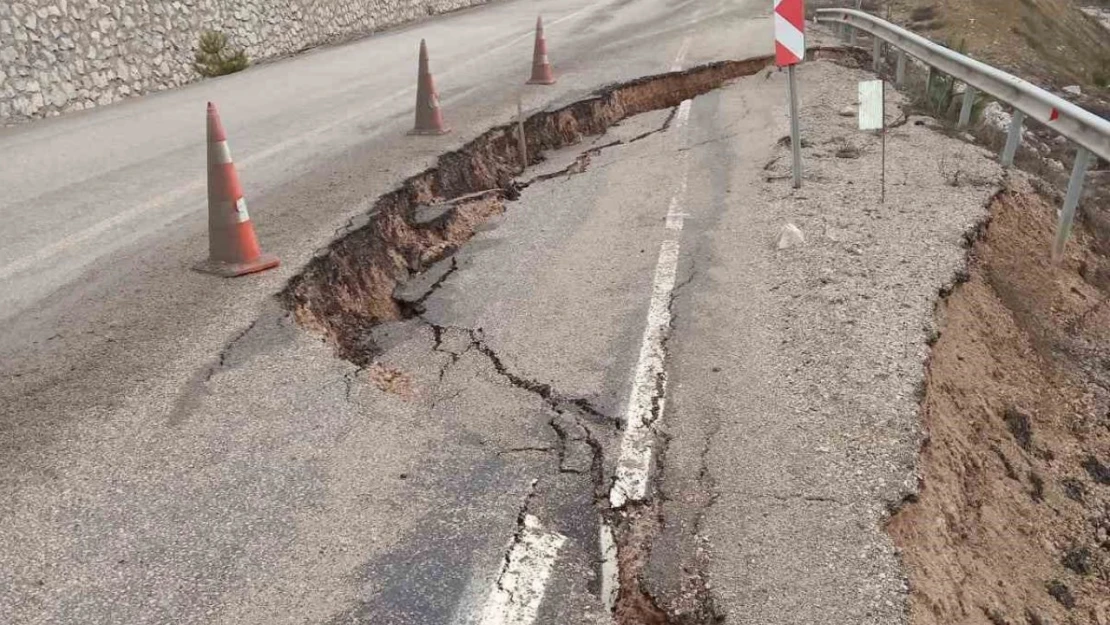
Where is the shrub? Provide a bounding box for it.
[1094,65,1110,89]
[910,5,938,22]
[194,31,250,78]
[915,38,989,124]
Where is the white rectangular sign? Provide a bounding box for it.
[858,80,884,130]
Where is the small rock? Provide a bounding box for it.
[839,105,856,117]
[777,223,805,250]
[981,101,1011,132]
[1064,85,1082,96]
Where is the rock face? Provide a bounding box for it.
[0,0,490,123]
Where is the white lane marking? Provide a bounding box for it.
[670,37,691,72]
[664,167,689,231]
[600,521,619,613]
[665,100,693,230]
[675,98,692,128]
[0,179,206,283]
[478,515,567,625]
[609,238,680,508]
[609,41,695,509]
[0,5,597,284]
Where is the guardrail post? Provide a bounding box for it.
[1053,147,1092,262]
[873,38,883,73]
[895,51,906,87]
[958,86,977,128]
[1001,109,1025,167]
[849,24,857,46]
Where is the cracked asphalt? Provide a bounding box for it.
[0,1,1011,623]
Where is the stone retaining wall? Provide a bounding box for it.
[0,0,488,123]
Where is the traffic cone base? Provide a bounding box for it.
[193,253,280,278]
[408,126,451,136]
[527,73,556,86]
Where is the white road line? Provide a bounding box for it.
[599,521,619,613]
[665,100,693,230]
[608,41,695,509]
[0,179,206,283]
[478,515,567,625]
[674,98,692,128]
[609,238,680,508]
[670,37,691,72]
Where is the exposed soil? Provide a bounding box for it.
[887,175,1110,625]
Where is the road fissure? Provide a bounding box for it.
[281,48,864,625]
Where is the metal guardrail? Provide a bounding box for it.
[815,8,1110,260]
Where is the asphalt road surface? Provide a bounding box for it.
[0,1,1006,624]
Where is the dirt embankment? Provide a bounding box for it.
[888,176,1110,625]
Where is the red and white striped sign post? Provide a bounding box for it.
[775,0,805,188]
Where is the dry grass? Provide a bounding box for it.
[877,0,1110,91]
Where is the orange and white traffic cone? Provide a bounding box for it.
[526,17,556,85]
[193,102,280,277]
[409,39,451,135]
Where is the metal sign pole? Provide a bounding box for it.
[881,79,886,204]
[789,65,802,189]
[774,0,805,189]
[517,95,528,170]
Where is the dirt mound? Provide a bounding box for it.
[888,176,1110,625]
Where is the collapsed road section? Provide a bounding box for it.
[280,53,794,624]
[282,55,776,360]
[279,48,1010,625]
[281,48,865,359]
